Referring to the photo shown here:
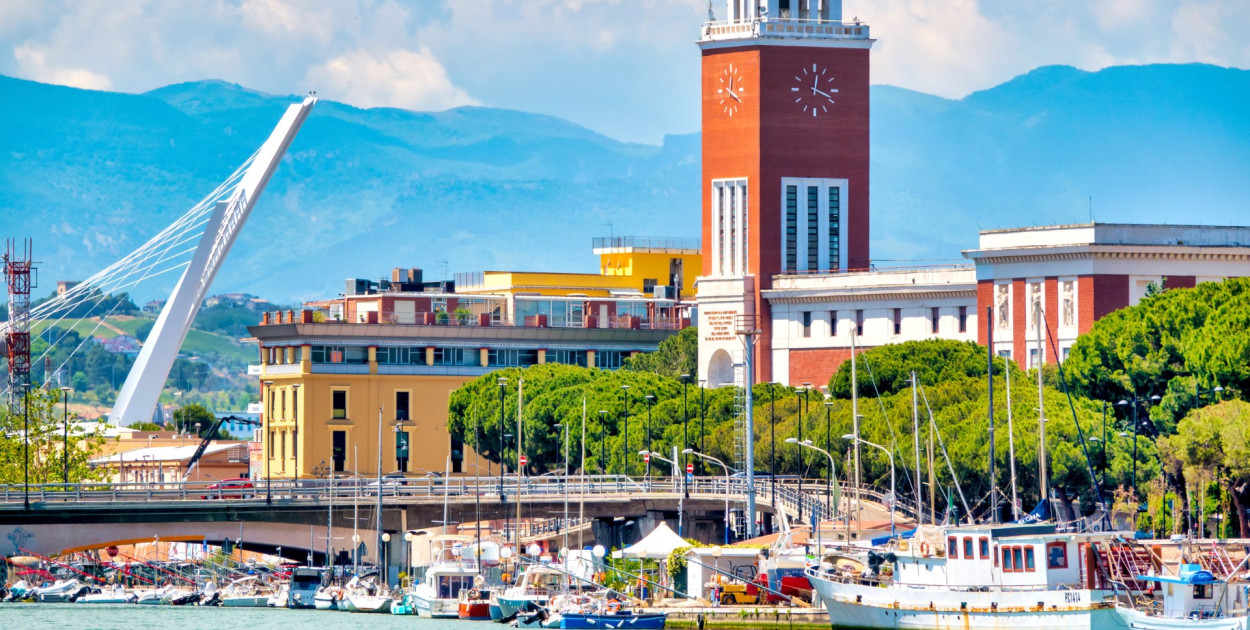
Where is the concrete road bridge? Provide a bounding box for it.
[0,475,910,561]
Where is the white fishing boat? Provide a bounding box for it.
[497,564,567,618]
[136,584,178,605]
[77,583,137,604]
[266,581,289,607]
[411,534,479,618]
[35,578,87,602]
[218,576,272,607]
[342,575,392,613]
[807,523,1127,630]
[1112,564,1250,630]
[314,584,347,610]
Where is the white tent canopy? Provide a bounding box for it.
[622,522,689,560]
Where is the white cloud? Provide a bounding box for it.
[304,47,478,111]
[13,43,112,90]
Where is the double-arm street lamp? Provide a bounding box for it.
[620,385,631,477]
[60,386,72,484]
[1116,393,1160,502]
[844,434,895,536]
[498,377,508,500]
[642,450,683,532]
[786,438,836,523]
[683,448,731,544]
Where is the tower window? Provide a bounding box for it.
[829,311,837,336]
[931,307,940,334]
[855,309,864,336]
[806,186,819,271]
[802,311,812,338]
[828,186,841,271]
[893,308,902,335]
[959,306,968,333]
[395,391,410,421]
[785,185,798,272]
[331,390,347,420]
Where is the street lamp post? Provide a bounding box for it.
[263,380,274,505]
[643,450,682,532]
[292,383,301,481]
[796,386,807,523]
[598,410,608,475]
[680,374,691,499]
[60,386,72,484]
[498,377,507,501]
[620,385,631,476]
[845,434,895,536]
[1116,393,1160,502]
[684,448,731,544]
[786,438,836,548]
[644,395,655,480]
[770,383,777,505]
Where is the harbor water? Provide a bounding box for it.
[0,603,503,629]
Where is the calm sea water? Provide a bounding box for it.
[0,603,505,630]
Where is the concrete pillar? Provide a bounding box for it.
[537,349,547,364]
[425,347,435,366]
[368,346,378,375]
[480,348,490,367]
[586,350,597,368]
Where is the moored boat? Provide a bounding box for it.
[807,523,1127,630]
[459,586,493,620]
[1112,564,1250,630]
[411,534,479,618]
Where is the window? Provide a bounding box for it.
[856,309,864,336]
[395,430,410,472]
[433,347,477,366]
[979,537,989,559]
[376,346,423,365]
[396,391,410,421]
[931,307,940,334]
[643,278,658,294]
[993,545,999,567]
[829,311,837,336]
[268,430,275,459]
[893,308,902,335]
[802,311,812,338]
[959,306,968,333]
[488,348,540,367]
[332,430,346,472]
[549,350,588,367]
[713,178,748,276]
[785,185,798,272]
[947,537,958,559]
[963,537,974,559]
[1194,584,1213,599]
[596,350,625,370]
[450,436,463,474]
[1046,542,1068,569]
[828,186,840,271]
[1002,547,1013,571]
[332,390,347,420]
[1012,548,1023,573]
[806,186,819,271]
[1024,546,1036,571]
[1029,348,1040,369]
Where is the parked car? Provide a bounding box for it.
[202,478,255,499]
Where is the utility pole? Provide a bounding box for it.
[987,306,997,524]
[911,372,921,524]
[737,314,760,538]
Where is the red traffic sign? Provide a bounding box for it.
[686,462,695,474]
[643,453,651,463]
[519,455,528,466]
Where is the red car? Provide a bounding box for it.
[201,478,255,499]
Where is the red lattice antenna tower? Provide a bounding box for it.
[4,238,34,408]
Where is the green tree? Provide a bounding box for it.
[0,388,112,484]
[1169,400,1250,537]
[621,327,699,380]
[171,404,233,439]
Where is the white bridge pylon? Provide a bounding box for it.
[110,96,317,425]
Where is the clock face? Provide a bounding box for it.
[791,63,838,117]
[717,63,745,117]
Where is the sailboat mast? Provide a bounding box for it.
[928,422,935,525]
[911,371,922,525]
[579,397,586,553]
[516,378,524,546]
[851,329,860,534]
[376,407,383,571]
[987,306,997,524]
[1006,356,1020,521]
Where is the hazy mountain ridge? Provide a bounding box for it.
[2,63,1248,302]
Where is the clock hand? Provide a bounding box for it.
[728,88,741,102]
[812,87,833,98]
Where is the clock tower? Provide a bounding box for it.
[696,0,873,387]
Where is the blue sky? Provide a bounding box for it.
[2,0,1248,144]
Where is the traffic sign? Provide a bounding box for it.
[643,453,650,463]
[686,462,694,474]
[519,455,528,466]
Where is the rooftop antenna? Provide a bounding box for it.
[437,260,449,280]
[707,0,715,21]
[1089,196,1094,223]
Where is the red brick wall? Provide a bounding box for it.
[977,280,994,345]
[1077,276,1096,335]
[1092,275,1130,320]
[1164,275,1196,290]
[788,347,865,387]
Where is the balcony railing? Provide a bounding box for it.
[262,309,692,331]
[700,17,871,43]
[591,236,701,251]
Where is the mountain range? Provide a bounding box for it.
[2,63,1248,303]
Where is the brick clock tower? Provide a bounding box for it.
[696,0,873,387]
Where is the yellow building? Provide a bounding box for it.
[249,236,701,479]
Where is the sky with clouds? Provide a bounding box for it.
[2,0,1248,144]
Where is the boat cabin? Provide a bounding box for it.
[893,524,1114,590]
[1136,564,1248,620]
